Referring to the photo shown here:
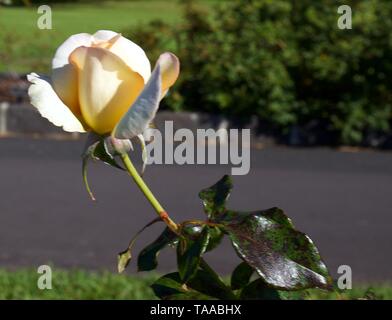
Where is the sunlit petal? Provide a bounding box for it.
[69,46,144,134]
[158,52,180,96]
[27,73,86,133]
[92,31,151,83]
[112,61,162,139]
[52,33,93,69]
[52,64,81,117]
[112,52,180,139]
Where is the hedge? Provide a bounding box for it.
[124,0,392,146]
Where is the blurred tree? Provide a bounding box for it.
[126,0,392,145]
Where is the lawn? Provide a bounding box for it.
[0,268,390,300]
[0,0,220,72]
[0,268,157,299]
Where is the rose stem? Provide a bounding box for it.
[120,152,179,234]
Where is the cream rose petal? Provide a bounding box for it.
[52,33,93,69]
[92,30,118,42]
[92,30,151,83]
[52,33,94,116]
[52,64,80,117]
[107,37,151,83]
[113,52,180,139]
[27,73,86,133]
[69,46,144,135]
[159,52,180,95]
[52,33,94,69]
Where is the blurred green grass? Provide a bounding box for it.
[0,268,157,299]
[0,268,391,300]
[0,0,219,72]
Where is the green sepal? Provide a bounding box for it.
[82,136,124,200]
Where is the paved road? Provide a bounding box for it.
[0,137,391,283]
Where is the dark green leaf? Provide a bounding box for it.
[199,175,232,219]
[231,262,254,290]
[240,279,281,300]
[151,272,186,299]
[151,272,216,300]
[118,217,162,273]
[181,224,224,252]
[205,226,224,252]
[137,227,178,272]
[181,224,203,238]
[188,268,237,300]
[151,271,231,300]
[177,227,210,283]
[219,207,333,290]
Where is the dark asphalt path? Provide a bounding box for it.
[0,137,391,283]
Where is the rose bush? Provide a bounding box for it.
[27,29,333,300]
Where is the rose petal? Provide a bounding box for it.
[158,52,180,96]
[51,33,94,116]
[69,46,144,135]
[112,62,162,139]
[92,30,118,42]
[52,33,93,69]
[27,73,86,133]
[52,64,81,117]
[107,36,151,84]
[51,31,151,118]
[112,52,180,139]
[93,31,151,84]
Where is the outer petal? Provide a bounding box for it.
[159,52,180,96]
[92,30,118,42]
[93,30,151,83]
[112,63,161,139]
[27,73,86,133]
[52,33,93,69]
[69,46,144,135]
[52,64,80,117]
[107,36,151,84]
[113,52,180,139]
[52,33,93,116]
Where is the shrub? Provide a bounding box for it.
[123,0,392,146]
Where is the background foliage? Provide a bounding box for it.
[1,0,391,145]
[124,0,392,146]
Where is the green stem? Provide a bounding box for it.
[120,153,179,234]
